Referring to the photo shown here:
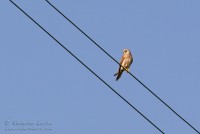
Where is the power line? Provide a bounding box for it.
[45,0,200,134]
[9,0,165,133]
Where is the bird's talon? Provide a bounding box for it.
[125,68,130,73]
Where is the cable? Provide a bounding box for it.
[10,0,165,133]
[45,1,200,134]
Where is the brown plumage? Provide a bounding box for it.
[114,49,133,80]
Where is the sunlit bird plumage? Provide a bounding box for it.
[114,49,133,80]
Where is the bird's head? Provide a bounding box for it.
[123,49,131,55]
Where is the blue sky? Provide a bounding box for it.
[1,0,200,133]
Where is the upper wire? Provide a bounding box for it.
[9,0,165,133]
[45,0,200,134]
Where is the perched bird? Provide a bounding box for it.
[114,49,133,80]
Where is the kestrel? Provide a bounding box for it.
[114,49,133,80]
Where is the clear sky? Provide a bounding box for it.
[1,0,200,134]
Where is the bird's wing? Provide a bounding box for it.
[117,55,125,73]
[114,55,125,76]
[119,55,125,65]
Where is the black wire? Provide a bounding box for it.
[45,0,200,134]
[10,0,165,133]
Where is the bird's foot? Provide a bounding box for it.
[125,68,130,73]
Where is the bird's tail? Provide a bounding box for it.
[114,70,124,81]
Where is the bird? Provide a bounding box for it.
[114,49,133,81]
